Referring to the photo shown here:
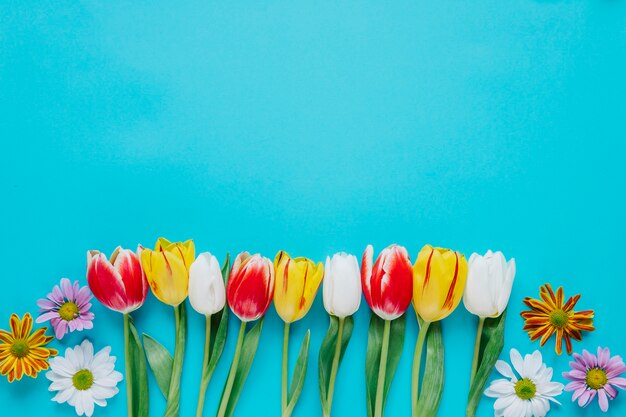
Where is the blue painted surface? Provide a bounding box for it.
[1,1,625,416]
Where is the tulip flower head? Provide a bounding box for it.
[361,244,413,321]
[412,245,468,322]
[323,252,361,318]
[227,252,275,322]
[140,238,195,306]
[87,247,148,314]
[273,251,324,323]
[463,250,516,318]
[189,252,226,316]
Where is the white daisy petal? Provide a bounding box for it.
[531,397,548,417]
[510,349,524,377]
[52,386,76,404]
[495,360,517,380]
[82,393,95,417]
[49,377,73,391]
[90,384,118,400]
[523,351,542,379]
[487,379,516,396]
[494,393,517,412]
[93,398,107,407]
[81,340,94,366]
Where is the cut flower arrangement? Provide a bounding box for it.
[0,238,623,417]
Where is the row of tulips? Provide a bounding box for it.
[86,238,515,417]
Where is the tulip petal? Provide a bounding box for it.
[87,251,128,313]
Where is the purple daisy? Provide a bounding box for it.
[563,346,626,412]
[36,278,95,339]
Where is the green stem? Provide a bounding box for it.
[123,313,134,417]
[324,317,345,417]
[374,319,391,417]
[216,321,246,417]
[196,315,212,417]
[411,320,431,417]
[164,304,186,417]
[282,322,291,416]
[469,317,485,386]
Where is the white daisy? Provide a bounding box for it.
[46,339,123,417]
[485,348,564,417]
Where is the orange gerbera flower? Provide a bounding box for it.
[0,313,58,382]
[521,283,594,355]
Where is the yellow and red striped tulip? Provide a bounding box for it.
[140,237,195,306]
[273,251,324,323]
[412,245,468,322]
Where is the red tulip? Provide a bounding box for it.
[226,252,275,322]
[361,244,413,320]
[87,247,148,314]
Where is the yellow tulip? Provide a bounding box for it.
[412,245,468,322]
[273,251,324,323]
[140,237,195,306]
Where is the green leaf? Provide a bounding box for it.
[219,318,265,417]
[285,330,311,414]
[143,333,173,398]
[163,302,187,417]
[416,321,444,417]
[365,314,406,417]
[205,253,231,379]
[127,316,149,417]
[318,316,354,414]
[466,311,507,417]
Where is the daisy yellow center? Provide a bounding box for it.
[514,378,537,400]
[58,301,79,321]
[548,309,569,329]
[586,368,608,390]
[10,339,29,358]
[72,369,94,390]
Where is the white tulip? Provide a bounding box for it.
[323,252,362,318]
[463,250,515,318]
[189,252,226,316]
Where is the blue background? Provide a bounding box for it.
[1,1,625,416]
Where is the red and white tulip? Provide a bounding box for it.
[87,247,148,314]
[227,252,275,322]
[361,244,413,320]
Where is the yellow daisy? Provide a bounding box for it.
[0,313,58,382]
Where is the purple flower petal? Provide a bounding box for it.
[608,377,626,389]
[565,370,587,381]
[598,389,609,412]
[76,287,93,306]
[607,365,626,379]
[565,381,585,392]
[583,350,598,368]
[51,286,64,303]
[78,303,92,314]
[598,347,611,368]
[571,385,587,401]
[604,384,618,399]
[569,359,586,372]
[578,389,593,407]
[54,320,68,339]
[37,298,58,309]
[36,311,60,323]
[60,278,73,299]
[68,320,78,332]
